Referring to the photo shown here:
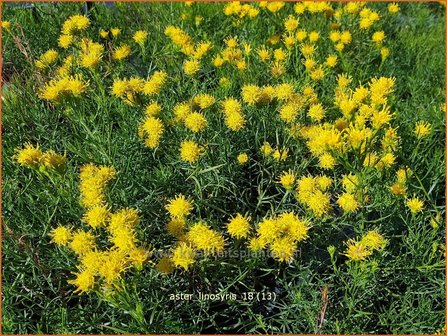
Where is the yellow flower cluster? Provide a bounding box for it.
[295,175,332,217]
[111,71,168,105]
[162,195,225,271]
[61,15,90,35]
[14,143,66,170]
[260,141,288,162]
[248,211,309,262]
[39,74,88,102]
[51,165,149,293]
[35,49,58,69]
[223,1,259,22]
[344,231,386,261]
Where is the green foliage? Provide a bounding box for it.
[2,2,445,334]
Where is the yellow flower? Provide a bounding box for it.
[180,140,203,163]
[381,47,390,61]
[343,240,372,261]
[62,15,90,35]
[193,93,215,109]
[165,194,193,219]
[279,103,298,123]
[372,31,385,44]
[128,248,149,269]
[58,34,73,48]
[70,231,96,255]
[308,31,319,42]
[260,141,273,156]
[319,153,336,169]
[183,59,200,75]
[308,103,325,122]
[325,54,337,68]
[39,150,65,168]
[388,3,400,13]
[99,30,109,39]
[406,197,424,214]
[227,214,251,239]
[166,218,186,238]
[110,226,137,252]
[140,117,164,149]
[225,111,245,131]
[241,84,261,105]
[184,112,207,133]
[279,170,296,190]
[133,30,148,45]
[112,45,131,61]
[35,49,58,69]
[2,21,11,31]
[271,237,296,262]
[414,121,431,139]
[69,269,95,293]
[82,205,110,228]
[337,193,359,213]
[361,231,386,251]
[110,28,121,37]
[98,250,127,284]
[50,226,72,246]
[248,237,267,252]
[145,102,162,117]
[15,143,43,166]
[237,153,249,165]
[156,256,174,274]
[172,242,195,270]
[187,222,225,254]
[257,46,271,62]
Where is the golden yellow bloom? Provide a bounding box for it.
[83,205,110,229]
[156,256,174,274]
[406,197,424,214]
[319,153,336,170]
[165,194,193,219]
[237,153,249,165]
[308,103,325,122]
[35,49,58,69]
[183,59,200,75]
[69,269,95,293]
[388,3,400,13]
[361,231,386,250]
[133,30,148,45]
[271,237,296,262]
[180,140,203,163]
[187,222,225,254]
[372,31,385,44]
[260,141,273,156]
[2,21,11,31]
[98,250,127,284]
[62,15,90,35]
[166,218,186,238]
[145,102,162,117]
[227,214,251,239]
[172,242,195,270]
[414,121,431,139]
[50,226,72,246]
[110,27,121,37]
[58,34,73,48]
[70,231,96,255]
[381,47,390,61]
[112,45,131,61]
[279,170,296,190]
[343,240,372,261]
[15,143,43,166]
[184,112,207,133]
[337,193,359,213]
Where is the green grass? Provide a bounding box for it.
[2,2,445,334]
